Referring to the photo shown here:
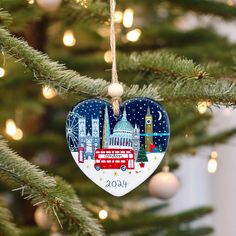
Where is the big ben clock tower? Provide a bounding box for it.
[145,106,153,152]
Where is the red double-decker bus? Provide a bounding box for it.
[94,148,135,171]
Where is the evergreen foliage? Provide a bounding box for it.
[0,1,235,236]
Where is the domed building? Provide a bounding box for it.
[103,107,140,159]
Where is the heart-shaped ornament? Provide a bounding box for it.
[66,98,170,197]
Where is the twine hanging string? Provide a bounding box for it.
[109,0,123,116]
[110,0,118,84]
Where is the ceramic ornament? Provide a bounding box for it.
[66,97,170,197]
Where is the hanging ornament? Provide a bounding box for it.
[36,0,62,11]
[50,232,64,236]
[65,0,170,197]
[148,166,179,200]
[34,206,53,229]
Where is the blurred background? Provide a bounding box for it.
[1,0,236,235]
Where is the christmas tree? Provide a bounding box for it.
[137,147,148,163]
[0,0,236,235]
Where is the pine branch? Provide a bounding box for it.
[0,197,20,236]
[172,127,236,154]
[0,137,104,236]
[65,0,109,23]
[167,0,236,19]
[119,51,209,82]
[171,113,212,135]
[104,207,213,233]
[0,8,12,26]
[132,226,213,236]
[0,25,160,100]
[161,78,236,105]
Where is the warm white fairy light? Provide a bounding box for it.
[115,11,123,23]
[12,128,23,141]
[208,151,218,174]
[98,209,108,220]
[227,0,234,6]
[104,50,112,63]
[5,119,17,136]
[76,0,88,8]
[0,67,5,77]
[63,30,76,47]
[197,101,211,114]
[42,86,57,99]
[126,29,141,42]
[123,8,134,28]
[28,0,35,4]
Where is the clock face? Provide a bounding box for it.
[146,118,152,125]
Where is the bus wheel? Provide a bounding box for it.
[121,165,126,171]
[95,165,101,171]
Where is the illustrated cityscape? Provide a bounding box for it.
[66,99,170,170]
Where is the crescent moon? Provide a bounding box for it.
[158,111,162,121]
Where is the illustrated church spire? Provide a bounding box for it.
[102,106,110,148]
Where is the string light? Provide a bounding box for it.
[126,29,141,42]
[0,67,5,77]
[227,0,234,6]
[12,128,23,141]
[98,209,108,220]
[208,151,218,173]
[5,119,17,136]
[63,30,76,47]
[76,0,88,8]
[104,50,112,63]
[28,0,35,4]
[197,101,211,114]
[42,86,57,99]
[115,11,123,23]
[123,8,134,28]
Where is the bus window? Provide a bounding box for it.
[115,160,120,163]
[101,160,106,163]
[121,160,125,163]
[107,160,111,163]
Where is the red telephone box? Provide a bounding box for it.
[78,147,84,163]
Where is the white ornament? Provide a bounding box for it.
[108,83,124,98]
[148,166,179,200]
[34,206,53,229]
[50,233,64,236]
[36,0,62,11]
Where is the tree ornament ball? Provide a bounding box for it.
[36,0,62,11]
[50,233,64,236]
[148,166,179,200]
[108,83,124,98]
[34,206,53,229]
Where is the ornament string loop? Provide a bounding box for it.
[108,0,124,116]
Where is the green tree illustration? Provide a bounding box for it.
[136,147,148,162]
